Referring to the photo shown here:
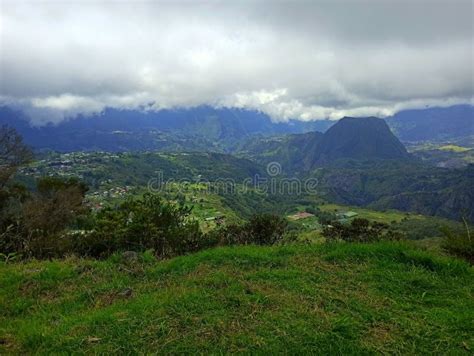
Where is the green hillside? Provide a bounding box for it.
[1,242,472,354]
[235,131,324,172]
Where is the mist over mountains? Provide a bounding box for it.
[0,104,472,153]
[0,106,333,152]
[387,105,474,142]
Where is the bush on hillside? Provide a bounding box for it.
[0,177,88,258]
[214,214,288,246]
[247,214,288,245]
[313,209,338,225]
[323,218,404,243]
[74,194,207,258]
[393,217,464,240]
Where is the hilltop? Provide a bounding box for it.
[0,242,472,354]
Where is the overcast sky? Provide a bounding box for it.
[0,0,473,124]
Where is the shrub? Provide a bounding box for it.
[74,194,207,258]
[246,214,288,245]
[210,224,247,246]
[314,210,338,225]
[323,218,404,243]
[0,125,33,189]
[0,177,88,258]
[0,185,29,255]
[213,214,288,246]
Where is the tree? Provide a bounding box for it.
[214,214,288,246]
[323,218,403,243]
[246,214,288,245]
[23,177,88,237]
[0,127,33,254]
[0,177,89,258]
[0,125,33,189]
[76,194,204,257]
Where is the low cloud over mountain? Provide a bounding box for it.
[1,0,473,124]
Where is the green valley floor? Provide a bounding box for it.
[1,242,473,354]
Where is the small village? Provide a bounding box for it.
[19,151,121,178]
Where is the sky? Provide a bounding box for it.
[0,0,473,124]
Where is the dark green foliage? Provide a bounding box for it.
[0,126,34,252]
[323,218,404,243]
[2,183,289,259]
[313,161,474,223]
[75,200,288,258]
[36,176,88,197]
[0,184,30,255]
[246,214,288,245]
[74,194,206,258]
[0,177,88,258]
[219,188,319,219]
[312,208,337,225]
[441,218,473,264]
[392,216,465,240]
[211,214,288,246]
[0,125,33,189]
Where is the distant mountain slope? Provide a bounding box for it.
[313,161,474,222]
[386,105,474,142]
[235,131,324,171]
[0,106,334,152]
[18,151,267,191]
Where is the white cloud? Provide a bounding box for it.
[0,0,472,124]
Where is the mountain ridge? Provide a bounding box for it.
[386,104,474,142]
[0,106,334,152]
[0,104,472,152]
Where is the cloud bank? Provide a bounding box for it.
[0,0,473,124]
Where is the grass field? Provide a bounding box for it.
[438,145,472,153]
[319,203,423,223]
[1,242,472,354]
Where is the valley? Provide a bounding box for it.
[6,106,472,257]
[16,149,471,242]
[1,2,473,354]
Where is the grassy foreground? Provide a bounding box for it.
[1,242,473,354]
